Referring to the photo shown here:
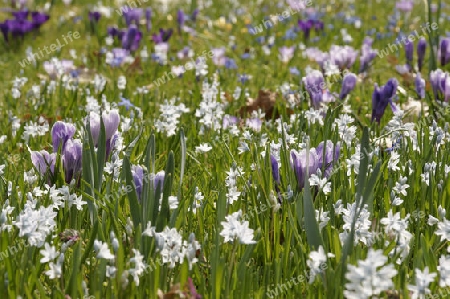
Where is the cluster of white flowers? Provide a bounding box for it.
[225,165,244,205]
[438,247,450,287]
[13,196,57,247]
[333,114,357,147]
[220,210,256,245]
[143,222,201,270]
[154,98,190,137]
[195,77,226,134]
[22,117,50,143]
[337,202,373,246]
[306,246,333,284]
[32,185,87,211]
[0,201,14,233]
[408,267,437,298]
[11,76,28,99]
[309,170,331,195]
[344,249,397,298]
[429,120,449,150]
[191,187,205,213]
[315,208,330,230]
[380,210,413,264]
[421,161,437,186]
[384,109,419,152]
[40,242,65,279]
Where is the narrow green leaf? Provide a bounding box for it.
[157,151,174,231]
[67,242,82,297]
[302,175,323,251]
[123,156,141,228]
[81,219,99,264]
[96,118,106,191]
[356,127,370,201]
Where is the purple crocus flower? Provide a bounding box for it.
[0,22,9,41]
[88,11,101,23]
[132,165,144,200]
[430,72,450,103]
[121,25,142,51]
[290,148,319,190]
[396,0,414,12]
[270,154,280,184]
[298,19,313,40]
[316,141,340,177]
[133,170,165,201]
[430,69,446,101]
[278,46,295,62]
[359,40,377,73]
[30,150,56,176]
[124,8,143,27]
[371,78,398,123]
[339,72,357,100]
[405,40,413,71]
[330,45,359,70]
[415,73,425,99]
[102,110,121,142]
[152,28,173,44]
[12,10,29,21]
[7,19,33,38]
[107,26,119,37]
[303,70,325,108]
[177,9,185,34]
[31,11,50,29]
[51,121,76,152]
[145,8,152,32]
[108,48,129,67]
[62,139,82,184]
[211,47,226,66]
[440,38,450,67]
[417,37,426,72]
[191,9,199,22]
[88,110,120,146]
[222,115,239,129]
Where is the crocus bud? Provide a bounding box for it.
[122,25,142,51]
[145,8,152,32]
[290,148,319,190]
[415,73,425,99]
[405,40,413,71]
[371,78,398,123]
[303,70,325,108]
[417,37,427,72]
[131,165,144,200]
[88,11,101,23]
[177,9,185,34]
[429,69,445,101]
[191,9,199,22]
[88,110,120,146]
[440,38,450,67]
[445,76,450,103]
[316,141,340,177]
[102,110,120,141]
[62,139,82,184]
[51,121,76,152]
[30,150,56,176]
[270,154,280,184]
[339,72,357,100]
[154,170,165,191]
